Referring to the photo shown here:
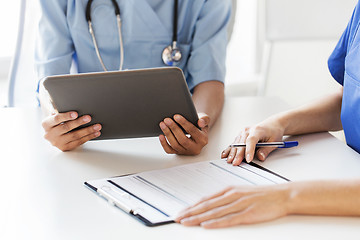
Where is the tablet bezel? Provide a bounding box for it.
[43,67,199,140]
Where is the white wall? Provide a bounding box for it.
[262,0,356,107]
[0,2,19,58]
[266,41,340,107]
[226,0,257,84]
[225,0,356,108]
[0,1,20,106]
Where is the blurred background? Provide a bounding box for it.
[0,1,19,106]
[0,0,357,108]
[226,0,357,108]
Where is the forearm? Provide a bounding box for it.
[192,81,224,128]
[286,180,360,216]
[275,87,343,135]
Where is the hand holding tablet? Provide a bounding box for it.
[42,67,199,151]
[159,113,210,155]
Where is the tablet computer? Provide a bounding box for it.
[43,67,199,140]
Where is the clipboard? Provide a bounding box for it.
[84,160,289,227]
[43,67,199,140]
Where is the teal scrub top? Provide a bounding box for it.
[328,0,360,153]
[35,0,231,91]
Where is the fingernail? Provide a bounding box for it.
[259,151,265,160]
[174,115,181,121]
[221,151,225,156]
[200,221,212,228]
[164,118,172,125]
[199,119,206,126]
[180,218,191,224]
[246,154,251,163]
[200,221,208,226]
[160,122,166,130]
[71,112,77,119]
[93,125,101,131]
[83,116,91,122]
[94,132,101,137]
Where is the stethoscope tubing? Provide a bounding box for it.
[86,0,180,71]
[86,0,120,22]
[86,0,123,71]
[173,0,178,43]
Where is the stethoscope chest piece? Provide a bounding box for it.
[162,41,182,66]
[87,0,181,69]
[162,0,182,66]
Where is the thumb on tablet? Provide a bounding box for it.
[198,113,210,129]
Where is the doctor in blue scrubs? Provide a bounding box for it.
[176,1,360,229]
[37,0,231,154]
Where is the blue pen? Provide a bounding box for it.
[229,141,298,149]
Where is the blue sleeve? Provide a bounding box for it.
[328,2,360,85]
[186,0,231,90]
[35,0,74,82]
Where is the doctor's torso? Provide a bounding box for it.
[67,0,196,71]
[36,0,231,91]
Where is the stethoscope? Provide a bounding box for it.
[86,0,182,71]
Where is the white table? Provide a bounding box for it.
[1,97,360,240]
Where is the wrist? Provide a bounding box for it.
[272,111,292,135]
[261,113,287,138]
[284,182,303,215]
